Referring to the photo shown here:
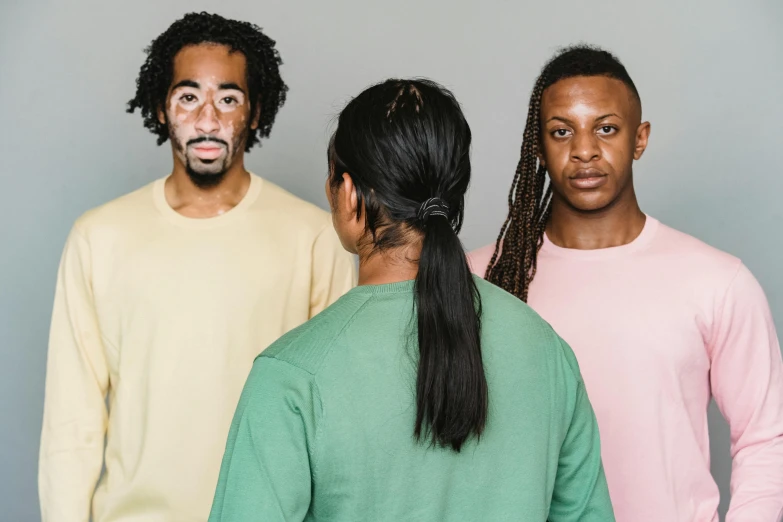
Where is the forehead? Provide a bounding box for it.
[170,43,248,89]
[541,76,637,118]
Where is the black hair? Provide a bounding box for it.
[486,44,640,301]
[126,11,288,152]
[329,79,487,452]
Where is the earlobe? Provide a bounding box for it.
[634,122,652,160]
[536,142,546,168]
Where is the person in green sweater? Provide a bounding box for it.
[209,78,615,521]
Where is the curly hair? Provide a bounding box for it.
[485,44,640,301]
[127,11,288,152]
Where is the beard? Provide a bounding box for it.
[171,129,249,189]
[175,135,231,189]
[185,159,229,189]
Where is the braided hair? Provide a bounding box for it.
[127,11,288,152]
[485,44,640,301]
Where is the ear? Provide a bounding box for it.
[157,103,167,126]
[536,141,546,168]
[633,121,651,160]
[340,172,359,220]
[250,97,261,130]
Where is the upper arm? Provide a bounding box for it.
[709,263,783,453]
[40,225,109,520]
[209,357,321,522]
[43,225,109,431]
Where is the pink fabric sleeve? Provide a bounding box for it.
[709,263,783,522]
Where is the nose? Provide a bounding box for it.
[194,102,220,135]
[570,131,601,163]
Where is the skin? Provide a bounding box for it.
[156,43,261,218]
[326,173,420,286]
[539,75,651,249]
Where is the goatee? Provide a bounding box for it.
[185,163,228,189]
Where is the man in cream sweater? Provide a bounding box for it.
[38,12,355,522]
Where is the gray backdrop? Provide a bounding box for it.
[1,0,781,520]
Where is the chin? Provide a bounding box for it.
[565,192,618,213]
[185,164,229,189]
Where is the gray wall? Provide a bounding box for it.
[1,0,781,520]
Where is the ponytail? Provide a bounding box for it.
[329,78,484,452]
[414,209,487,452]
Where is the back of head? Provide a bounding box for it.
[486,44,639,301]
[330,79,487,452]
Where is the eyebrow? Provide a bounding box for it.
[546,113,622,125]
[171,79,200,91]
[170,80,246,95]
[218,82,246,94]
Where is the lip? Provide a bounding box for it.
[569,168,607,190]
[191,145,224,160]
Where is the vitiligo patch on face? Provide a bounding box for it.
[166,75,249,173]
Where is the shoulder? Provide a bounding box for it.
[476,276,543,322]
[259,290,372,373]
[71,181,157,239]
[652,218,739,270]
[475,276,560,343]
[651,218,743,289]
[253,176,332,236]
[476,277,585,385]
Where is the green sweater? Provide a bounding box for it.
[209,277,614,521]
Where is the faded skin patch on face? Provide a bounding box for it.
[162,44,253,177]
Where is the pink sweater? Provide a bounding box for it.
[469,216,783,522]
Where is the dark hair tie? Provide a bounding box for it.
[417,197,450,222]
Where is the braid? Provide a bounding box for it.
[486,43,638,302]
[485,75,551,302]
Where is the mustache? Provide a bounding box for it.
[187,136,229,147]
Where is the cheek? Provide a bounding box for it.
[599,142,628,172]
[167,103,197,138]
[222,112,251,147]
[168,97,193,122]
[541,140,568,171]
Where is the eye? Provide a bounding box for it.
[221,97,237,105]
[179,94,197,103]
[598,125,617,135]
[551,128,571,138]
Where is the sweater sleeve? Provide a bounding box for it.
[209,356,320,522]
[549,337,616,522]
[709,263,783,521]
[309,224,356,318]
[39,226,109,522]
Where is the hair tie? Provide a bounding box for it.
[417,198,450,222]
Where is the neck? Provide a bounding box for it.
[546,186,646,250]
[166,158,250,218]
[357,243,421,286]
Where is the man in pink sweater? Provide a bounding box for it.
[469,45,783,522]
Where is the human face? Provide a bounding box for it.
[539,75,650,212]
[158,43,258,184]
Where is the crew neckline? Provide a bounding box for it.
[349,279,416,295]
[540,214,659,260]
[153,173,263,229]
